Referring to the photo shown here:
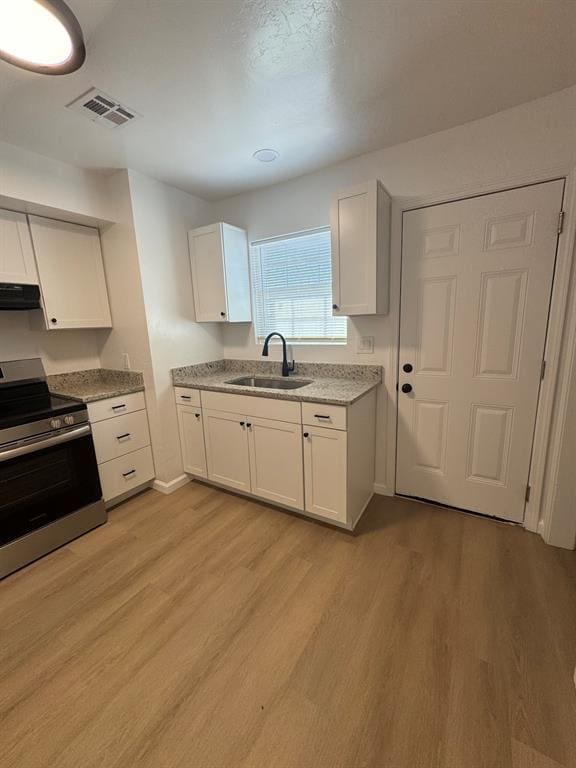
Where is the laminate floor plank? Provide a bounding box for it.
[1,486,575,768]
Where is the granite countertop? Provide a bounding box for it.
[47,368,145,403]
[171,359,381,406]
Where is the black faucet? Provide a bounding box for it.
[262,332,295,377]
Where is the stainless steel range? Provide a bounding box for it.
[0,358,106,579]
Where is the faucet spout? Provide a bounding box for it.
[262,332,296,377]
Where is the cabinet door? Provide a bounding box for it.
[204,409,250,491]
[303,426,347,524]
[331,180,390,316]
[248,417,304,510]
[188,225,227,322]
[29,216,112,329]
[177,405,207,478]
[0,209,38,284]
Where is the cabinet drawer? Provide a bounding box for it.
[92,410,150,464]
[201,390,301,424]
[174,387,201,407]
[99,446,155,502]
[87,391,145,423]
[302,402,347,430]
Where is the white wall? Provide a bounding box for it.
[126,170,221,483]
[0,313,102,374]
[0,139,112,222]
[215,85,576,494]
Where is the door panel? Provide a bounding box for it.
[0,209,38,284]
[203,409,250,492]
[177,406,207,478]
[397,180,564,522]
[248,417,303,510]
[303,426,347,523]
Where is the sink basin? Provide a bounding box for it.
[226,376,312,390]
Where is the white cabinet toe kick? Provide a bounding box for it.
[88,391,155,507]
[175,386,376,530]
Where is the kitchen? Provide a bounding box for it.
[1,2,576,767]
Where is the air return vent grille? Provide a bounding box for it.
[66,88,140,128]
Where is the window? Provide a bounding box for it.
[250,228,347,344]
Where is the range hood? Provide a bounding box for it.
[0,283,41,311]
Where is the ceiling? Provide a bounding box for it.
[1,0,576,200]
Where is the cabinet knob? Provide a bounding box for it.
[246,422,252,428]
[220,311,226,317]
[195,413,200,418]
[240,421,245,427]
[401,383,413,394]
[332,304,339,311]
[402,363,413,373]
[303,432,309,438]
[50,317,57,324]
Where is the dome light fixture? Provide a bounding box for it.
[253,148,279,163]
[0,0,86,75]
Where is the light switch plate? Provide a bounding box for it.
[357,336,374,354]
[122,352,131,370]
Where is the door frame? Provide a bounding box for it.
[386,165,576,547]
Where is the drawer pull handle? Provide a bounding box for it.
[116,433,131,440]
[122,469,136,478]
[314,414,330,420]
[112,404,127,411]
[180,395,191,400]
[246,422,252,428]
[240,421,245,427]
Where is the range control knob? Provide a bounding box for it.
[50,418,62,429]
[64,415,75,426]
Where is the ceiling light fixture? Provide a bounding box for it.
[253,148,279,163]
[0,0,86,75]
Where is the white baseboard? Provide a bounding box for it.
[152,474,191,495]
[373,483,393,496]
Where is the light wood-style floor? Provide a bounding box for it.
[1,483,576,768]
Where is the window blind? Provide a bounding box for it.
[250,228,347,344]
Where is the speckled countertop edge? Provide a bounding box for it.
[47,368,145,403]
[171,359,382,406]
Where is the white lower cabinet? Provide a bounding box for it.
[204,409,251,492]
[175,387,376,529]
[303,426,347,524]
[88,391,155,505]
[177,406,207,477]
[248,417,304,510]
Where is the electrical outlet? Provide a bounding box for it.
[122,352,131,370]
[357,336,374,354]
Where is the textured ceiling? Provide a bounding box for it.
[1,0,576,199]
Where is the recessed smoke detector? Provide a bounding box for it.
[253,148,279,163]
[66,87,141,129]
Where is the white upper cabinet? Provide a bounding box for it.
[330,180,391,316]
[0,209,39,285]
[188,222,251,323]
[29,215,112,330]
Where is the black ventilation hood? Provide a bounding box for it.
[0,283,41,311]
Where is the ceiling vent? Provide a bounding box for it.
[66,88,140,129]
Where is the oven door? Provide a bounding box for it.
[0,425,102,546]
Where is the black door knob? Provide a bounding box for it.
[401,383,413,394]
[402,363,413,373]
[50,318,57,324]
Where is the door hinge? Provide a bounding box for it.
[558,210,565,235]
[525,484,531,503]
[541,359,546,380]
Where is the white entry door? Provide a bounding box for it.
[397,180,564,522]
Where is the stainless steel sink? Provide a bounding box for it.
[226,376,312,390]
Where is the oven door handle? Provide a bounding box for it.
[0,424,92,463]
